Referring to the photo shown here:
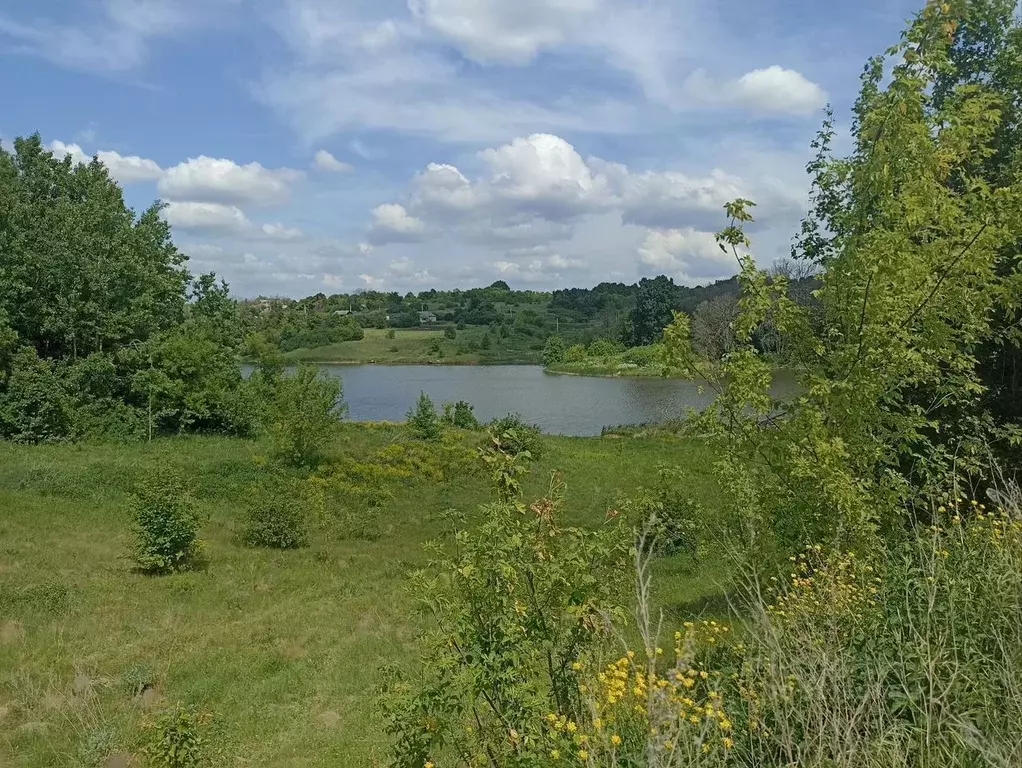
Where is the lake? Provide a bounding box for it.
[306,364,797,437]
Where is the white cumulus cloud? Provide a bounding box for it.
[686,66,827,117]
[368,203,428,243]
[638,227,736,283]
[733,66,827,115]
[159,156,303,207]
[97,150,163,183]
[163,201,251,233]
[313,149,353,173]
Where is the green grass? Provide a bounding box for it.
[0,425,723,766]
[283,327,545,365]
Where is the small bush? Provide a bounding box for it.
[142,707,211,768]
[441,400,479,430]
[407,392,443,440]
[481,333,491,350]
[130,470,205,574]
[386,329,396,339]
[621,344,658,366]
[564,343,588,363]
[487,413,543,459]
[588,338,623,358]
[243,473,309,549]
[444,325,456,340]
[629,465,704,557]
[268,364,344,467]
[543,334,567,365]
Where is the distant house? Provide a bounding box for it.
[418,311,437,324]
[333,309,351,316]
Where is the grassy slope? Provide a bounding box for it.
[283,328,544,365]
[0,425,722,767]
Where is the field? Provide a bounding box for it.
[283,328,545,366]
[0,425,723,766]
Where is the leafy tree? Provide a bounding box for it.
[691,295,739,361]
[130,469,205,574]
[543,334,567,365]
[668,1,1022,561]
[407,392,443,440]
[268,364,345,467]
[629,275,679,346]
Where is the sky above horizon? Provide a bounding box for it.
[1,0,922,298]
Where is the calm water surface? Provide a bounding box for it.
[311,365,797,437]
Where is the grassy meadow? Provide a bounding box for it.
[0,424,723,766]
[283,328,545,366]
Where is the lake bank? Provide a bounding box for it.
[249,364,798,436]
[282,327,543,366]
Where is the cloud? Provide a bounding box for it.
[48,140,164,184]
[686,66,827,116]
[260,222,304,241]
[256,1,640,144]
[409,0,601,65]
[637,227,737,283]
[158,156,303,207]
[547,253,586,270]
[97,150,163,183]
[48,140,90,165]
[733,67,827,115]
[368,203,428,243]
[0,0,240,72]
[313,149,353,173]
[163,201,251,233]
[379,133,802,248]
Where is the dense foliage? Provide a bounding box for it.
[389,3,1022,767]
[0,135,253,442]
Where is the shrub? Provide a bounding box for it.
[142,707,212,768]
[243,473,309,549]
[268,364,344,467]
[441,400,479,430]
[587,338,623,358]
[386,329,396,340]
[384,478,630,766]
[407,392,443,440]
[628,464,705,557]
[487,413,543,458]
[564,343,588,363]
[0,347,72,442]
[443,325,456,340]
[481,333,491,350]
[620,344,658,367]
[543,334,567,365]
[130,470,204,574]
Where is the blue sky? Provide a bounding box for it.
[1,0,922,297]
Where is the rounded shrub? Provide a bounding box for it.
[243,474,309,549]
[130,470,205,574]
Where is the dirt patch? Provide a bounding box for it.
[317,710,341,728]
[0,620,24,644]
[103,754,138,768]
[73,673,93,696]
[137,687,165,711]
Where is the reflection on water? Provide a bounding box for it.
[303,364,797,437]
